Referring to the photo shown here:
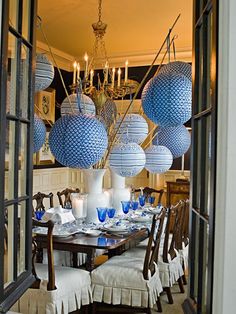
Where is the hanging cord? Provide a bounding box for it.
[34,103,53,127]
[172,39,176,61]
[167,32,171,63]
[37,16,75,114]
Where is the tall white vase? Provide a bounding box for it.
[83,168,109,223]
[110,170,131,215]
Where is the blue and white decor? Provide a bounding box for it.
[153,125,191,159]
[115,114,149,144]
[61,93,96,116]
[33,114,46,153]
[109,142,146,177]
[35,54,54,92]
[145,145,173,173]
[100,98,117,128]
[49,114,108,168]
[159,61,192,81]
[141,71,192,127]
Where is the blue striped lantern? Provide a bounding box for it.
[33,114,46,153]
[35,54,54,92]
[109,143,146,177]
[145,145,173,174]
[115,114,149,144]
[49,114,108,168]
[100,98,117,128]
[141,71,192,127]
[153,125,191,159]
[159,61,192,81]
[61,93,96,116]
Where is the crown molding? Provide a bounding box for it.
[36,40,192,71]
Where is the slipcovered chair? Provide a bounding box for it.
[12,219,92,314]
[91,210,166,313]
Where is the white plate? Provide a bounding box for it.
[146,207,162,215]
[104,225,129,233]
[33,227,76,238]
[129,215,152,223]
[84,229,102,237]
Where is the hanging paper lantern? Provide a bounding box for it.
[115,114,149,144]
[109,142,146,177]
[153,125,191,159]
[141,71,192,127]
[100,98,117,128]
[60,93,96,116]
[49,114,108,168]
[33,114,46,153]
[159,61,192,81]
[35,54,54,92]
[145,145,173,174]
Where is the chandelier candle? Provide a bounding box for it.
[112,67,115,88]
[117,68,121,87]
[125,60,128,83]
[104,61,109,83]
[73,61,77,84]
[84,53,89,79]
[77,63,80,80]
[90,69,94,86]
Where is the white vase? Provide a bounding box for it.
[83,168,109,223]
[110,170,131,216]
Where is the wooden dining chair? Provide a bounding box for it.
[32,191,54,217]
[134,187,164,205]
[57,188,80,208]
[12,219,92,314]
[91,210,166,313]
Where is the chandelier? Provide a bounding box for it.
[71,0,139,100]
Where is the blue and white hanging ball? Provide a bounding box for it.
[49,114,108,168]
[100,98,117,128]
[115,114,149,144]
[159,61,192,81]
[109,142,146,177]
[61,93,96,116]
[153,125,191,159]
[145,145,173,174]
[141,71,192,127]
[33,114,46,153]
[35,54,54,92]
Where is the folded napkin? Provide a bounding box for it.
[42,206,75,225]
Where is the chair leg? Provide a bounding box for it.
[182,273,188,285]
[178,277,185,293]
[164,287,173,304]
[156,297,162,312]
[147,308,152,314]
[92,302,96,314]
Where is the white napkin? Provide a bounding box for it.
[42,206,75,225]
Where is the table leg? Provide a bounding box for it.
[86,249,96,271]
[72,252,78,268]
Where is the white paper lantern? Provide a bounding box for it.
[109,143,146,177]
[145,145,173,174]
[60,93,96,116]
[35,54,54,92]
[115,114,149,144]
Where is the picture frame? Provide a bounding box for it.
[35,87,55,124]
[36,129,55,165]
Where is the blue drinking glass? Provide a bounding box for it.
[148,196,155,206]
[131,201,139,211]
[139,195,146,207]
[35,210,45,220]
[107,208,116,218]
[96,207,107,223]
[121,201,131,214]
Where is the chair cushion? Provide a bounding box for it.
[91,255,162,308]
[179,243,189,269]
[14,264,92,314]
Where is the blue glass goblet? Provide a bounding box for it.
[131,201,139,211]
[35,210,45,221]
[139,195,146,207]
[107,208,116,219]
[121,201,131,214]
[148,196,155,206]
[96,207,107,223]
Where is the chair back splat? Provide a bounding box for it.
[32,192,54,213]
[57,188,80,208]
[143,208,166,279]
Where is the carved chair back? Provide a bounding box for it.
[32,192,54,215]
[57,188,80,208]
[134,187,164,205]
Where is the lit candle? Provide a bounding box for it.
[77,63,80,81]
[111,67,115,88]
[104,61,109,83]
[73,61,77,84]
[84,53,88,79]
[72,198,83,219]
[90,69,94,86]
[117,68,121,87]
[125,60,128,83]
[181,154,185,174]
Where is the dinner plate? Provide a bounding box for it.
[104,225,129,233]
[129,215,152,223]
[84,229,102,237]
[33,227,77,238]
[146,207,163,215]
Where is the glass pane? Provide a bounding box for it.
[20,44,30,119]
[5,120,16,200]
[201,222,209,314]
[9,0,19,30]
[4,205,15,288]
[17,202,26,276]
[18,123,28,197]
[204,116,212,215]
[193,213,200,302]
[22,0,31,40]
[7,32,18,115]
[193,120,201,209]
[207,11,213,109]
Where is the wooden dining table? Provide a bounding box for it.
[34,228,148,271]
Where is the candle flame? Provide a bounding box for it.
[84,53,88,61]
[73,61,77,68]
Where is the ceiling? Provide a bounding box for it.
[37,0,193,70]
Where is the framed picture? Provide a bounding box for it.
[36,129,55,165]
[35,87,55,124]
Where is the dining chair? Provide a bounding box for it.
[57,188,80,208]
[91,210,166,313]
[134,187,164,205]
[32,191,54,217]
[12,219,92,314]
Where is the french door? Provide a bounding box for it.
[183,0,218,313]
